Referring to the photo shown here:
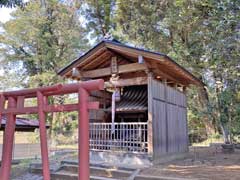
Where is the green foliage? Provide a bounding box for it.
[81,0,240,141]
[81,0,116,40]
[0,0,89,88]
[0,0,89,136]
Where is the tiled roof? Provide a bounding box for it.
[110,85,148,113]
[1,116,50,132]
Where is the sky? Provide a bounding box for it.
[0,7,14,23]
[0,0,30,22]
[0,7,13,76]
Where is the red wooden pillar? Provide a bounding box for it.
[37,91,50,180]
[78,87,89,180]
[0,97,16,180]
[0,95,6,127]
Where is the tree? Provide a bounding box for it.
[82,0,240,142]
[204,0,240,142]
[0,0,89,136]
[81,0,116,41]
[1,0,239,144]
[0,0,89,87]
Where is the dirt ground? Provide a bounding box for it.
[140,146,240,180]
[11,146,240,180]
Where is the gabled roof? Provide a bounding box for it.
[58,39,204,87]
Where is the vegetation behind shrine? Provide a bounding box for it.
[0,0,239,144]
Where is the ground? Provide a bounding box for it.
[140,146,240,180]
[11,146,240,180]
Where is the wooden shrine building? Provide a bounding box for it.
[58,39,204,163]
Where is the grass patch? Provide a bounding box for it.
[192,136,224,146]
[11,159,33,179]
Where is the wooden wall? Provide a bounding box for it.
[148,78,188,159]
[89,91,111,122]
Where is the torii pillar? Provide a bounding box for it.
[0,79,104,180]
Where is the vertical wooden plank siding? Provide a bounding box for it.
[151,79,188,159]
[152,100,166,158]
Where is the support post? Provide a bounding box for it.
[183,86,187,93]
[37,91,50,180]
[78,87,89,180]
[0,97,16,180]
[0,95,5,128]
[147,72,153,156]
[163,79,169,153]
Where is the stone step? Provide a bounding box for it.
[51,171,77,180]
[29,163,58,174]
[51,171,198,180]
[30,163,197,180]
[135,175,199,180]
[61,160,138,171]
[30,163,133,179]
[51,170,121,180]
[30,166,197,180]
[59,164,132,178]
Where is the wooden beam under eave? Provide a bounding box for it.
[111,50,136,63]
[81,50,113,70]
[156,67,189,86]
[79,63,147,79]
[58,43,107,76]
[105,42,165,62]
[164,60,201,86]
[104,77,147,88]
[146,61,189,86]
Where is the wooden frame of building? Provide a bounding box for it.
[58,39,204,162]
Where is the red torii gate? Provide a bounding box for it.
[0,79,104,180]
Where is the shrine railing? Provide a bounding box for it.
[89,122,148,153]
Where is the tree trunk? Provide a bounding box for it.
[202,117,216,136]
[220,122,230,144]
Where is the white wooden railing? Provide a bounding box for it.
[89,122,148,153]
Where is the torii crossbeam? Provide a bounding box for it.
[0,79,104,180]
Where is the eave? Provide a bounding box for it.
[58,40,205,87]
